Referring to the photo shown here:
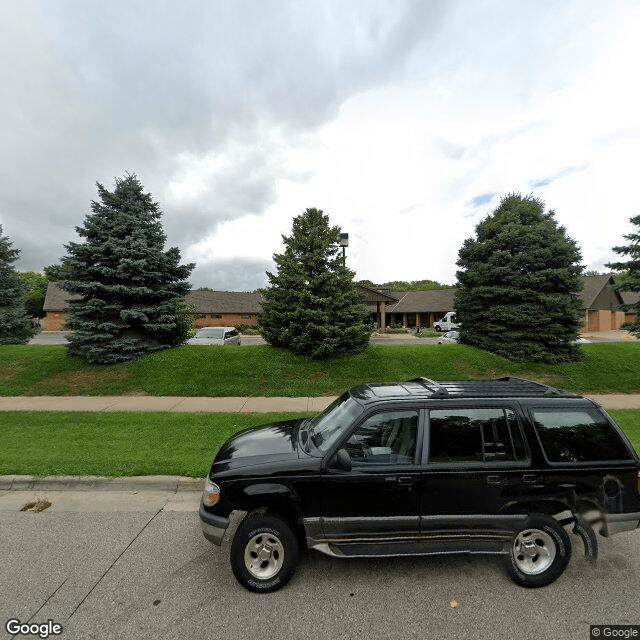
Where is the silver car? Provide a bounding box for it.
[437,330,459,344]
[187,327,241,346]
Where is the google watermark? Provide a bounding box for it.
[5,619,63,638]
[591,627,640,639]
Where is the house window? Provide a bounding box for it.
[241,314,252,319]
[212,314,222,319]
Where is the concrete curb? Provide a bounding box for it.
[0,475,204,492]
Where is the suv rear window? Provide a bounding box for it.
[428,408,526,464]
[532,408,633,463]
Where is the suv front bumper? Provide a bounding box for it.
[199,502,230,546]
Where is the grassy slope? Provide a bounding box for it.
[0,410,637,478]
[1,342,640,397]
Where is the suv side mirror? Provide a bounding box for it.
[333,448,352,472]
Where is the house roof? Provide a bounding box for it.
[43,282,80,311]
[579,274,616,308]
[41,276,639,316]
[620,290,640,307]
[185,290,262,314]
[44,282,263,314]
[386,289,458,313]
[356,285,399,304]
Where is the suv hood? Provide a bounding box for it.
[214,418,305,469]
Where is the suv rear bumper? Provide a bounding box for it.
[199,502,230,546]
[602,511,640,537]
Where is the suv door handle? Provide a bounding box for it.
[522,473,537,483]
[398,476,414,485]
[486,475,502,485]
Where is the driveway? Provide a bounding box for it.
[28,331,73,345]
[1,489,638,640]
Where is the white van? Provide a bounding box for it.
[433,311,459,332]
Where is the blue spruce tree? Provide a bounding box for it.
[0,225,37,344]
[62,174,194,364]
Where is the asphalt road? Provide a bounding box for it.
[1,490,639,640]
[27,332,436,346]
[29,330,637,346]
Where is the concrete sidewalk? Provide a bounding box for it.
[1,393,640,412]
[0,395,336,412]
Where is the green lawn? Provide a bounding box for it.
[0,409,637,478]
[0,412,311,478]
[1,342,640,397]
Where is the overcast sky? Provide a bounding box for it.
[2,0,639,290]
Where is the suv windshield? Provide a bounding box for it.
[307,393,363,453]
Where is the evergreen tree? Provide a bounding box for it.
[606,214,640,336]
[455,193,583,363]
[260,207,370,359]
[0,225,37,344]
[61,174,194,364]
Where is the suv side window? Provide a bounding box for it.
[532,407,633,463]
[428,408,526,464]
[345,410,419,465]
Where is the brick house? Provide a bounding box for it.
[365,276,637,332]
[43,283,397,331]
[42,283,262,330]
[41,276,638,333]
[581,274,638,331]
[186,290,262,328]
[383,289,457,329]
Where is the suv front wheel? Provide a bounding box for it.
[505,513,572,588]
[231,513,299,592]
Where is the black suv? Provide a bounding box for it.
[199,377,640,592]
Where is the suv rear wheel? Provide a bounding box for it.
[505,513,572,588]
[231,513,299,592]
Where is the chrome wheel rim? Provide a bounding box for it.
[513,528,556,575]
[244,532,284,580]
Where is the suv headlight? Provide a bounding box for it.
[203,476,221,507]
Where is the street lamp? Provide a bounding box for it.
[339,233,349,267]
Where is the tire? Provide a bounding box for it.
[230,513,299,593]
[505,513,572,588]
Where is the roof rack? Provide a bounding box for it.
[495,376,564,397]
[405,377,450,398]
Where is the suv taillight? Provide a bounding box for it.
[637,469,640,495]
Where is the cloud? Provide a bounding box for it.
[189,256,272,291]
[2,0,640,292]
[530,165,589,189]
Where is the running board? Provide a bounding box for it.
[309,537,510,559]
